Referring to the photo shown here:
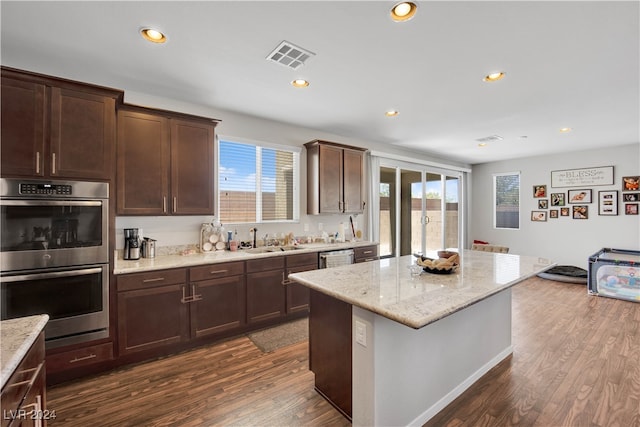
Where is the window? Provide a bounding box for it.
[494,172,520,229]
[218,138,299,224]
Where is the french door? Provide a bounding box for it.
[378,162,462,258]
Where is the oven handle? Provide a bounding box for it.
[1,200,103,207]
[1,267,103,282]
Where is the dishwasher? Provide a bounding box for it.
[319,249,354,269]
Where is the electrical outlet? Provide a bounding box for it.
[355,320,367,347]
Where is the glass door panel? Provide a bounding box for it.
[425,173,442,254]
[444,175,460,251]
[400,168,423,257]
[379,167,396,258]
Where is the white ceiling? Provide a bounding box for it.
[1,1,638,165]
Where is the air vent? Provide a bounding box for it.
[266,41,315,70]
[475,135,504,143]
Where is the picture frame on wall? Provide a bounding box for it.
[550,209,558,218]
[550,193,565,206]
[560,207,570,217]
[572,205,588,219]
[622,176,639,192]
[531,211,547,221]
[568,189,592,204]
[538,199,548,209]
[625,203,639,215]
[623,193,639,202]
[598,190,618,216]
[533,185,547,198]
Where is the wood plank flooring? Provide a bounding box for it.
[47,277,640,426]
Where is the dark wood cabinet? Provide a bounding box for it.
[116,105,218,215]
[117,269,190,356]
[354,244,379,263]
[284,252,318,313]
[189,262,246,338]
[1,332,47,427]
[246,257,286,324]
[1,68,120,180]
[305,140,366,215]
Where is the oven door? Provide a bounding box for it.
[1,265,109,348]
[0,199,108,271]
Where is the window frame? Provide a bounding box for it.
[216,135,301,225]
[493,171,520,230]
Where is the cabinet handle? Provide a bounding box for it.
[173,197,177,213]
[191,284,203,302]
[51,152,56,175]
[35,152,40,174]
[70,353,97,363]
[6,363,43,389]
[363,250,373,255]
[209,269,228,275]
[281,271,293,286]
[142,277,165,283]
[364,258,376,262]
[338,201,343,212]
[181,285,191,303]
[163,196,167,213]
[21,395,43,427]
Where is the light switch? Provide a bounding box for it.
[355,320,367,347]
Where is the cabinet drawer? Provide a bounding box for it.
[286,252,318,268]
[246,256,285,273]
[354,245,378,261]
[117,268,186,292]
[189,261,245,282]
[47,342,113,372]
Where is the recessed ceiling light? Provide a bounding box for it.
[478,143,487,147]
[559,127,572,133]
[291,79,309,88]
[385,110,399,117]
[483,72,505,82]
[390,2,417,22]
[140,28,167,44]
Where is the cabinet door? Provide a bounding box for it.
[190,275,246,338]
[285,263,316,313]
[343,148,364,213]
[116,110,170,215]
[318,144,343,213]
[117,284,189,355]
[0,77,46,177]
[170,119,215,215]
[246,269,286,324]
[50,87,115,179]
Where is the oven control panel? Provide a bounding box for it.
[20,183,73,195]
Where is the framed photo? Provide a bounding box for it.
[625,203,639,215]
[531,211,547,221]
[568,189,592,204]
[598,190,618,215]
[622,176,639,192]
[560,207,570,216]
[572,205,588,219]
[623,193,639,202]
[550,193,565,206]
[549,209,559,218]
[533,185,547,198]
[538,199,548,209]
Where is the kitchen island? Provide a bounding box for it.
[289,250,554,426]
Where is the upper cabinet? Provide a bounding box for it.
[305,140,367,215]
[1,67,121,180]
[116,105,218,215]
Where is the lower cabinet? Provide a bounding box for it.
[354,244,379,263]
[284,252,318,313]
[246,257,286,324]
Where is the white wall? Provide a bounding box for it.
[116,91,470,249]
[470,143,640,269]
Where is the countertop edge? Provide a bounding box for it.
[1,314,49,389]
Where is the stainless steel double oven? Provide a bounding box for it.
[1,178,109,348]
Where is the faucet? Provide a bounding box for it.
[252,227,258,249]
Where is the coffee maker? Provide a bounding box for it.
[123,228,141,260]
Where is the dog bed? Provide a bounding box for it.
[537,265,588,284]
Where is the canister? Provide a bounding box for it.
[142,238,156,258]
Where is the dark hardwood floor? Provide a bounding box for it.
[48,277,640,426]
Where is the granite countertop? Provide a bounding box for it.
[114,241,377,274]
[289,251,554,329]
[1,314,49,389]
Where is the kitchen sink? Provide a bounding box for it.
[243,245,302,254]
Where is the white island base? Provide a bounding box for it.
[352,288,512,426]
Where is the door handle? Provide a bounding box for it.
[51,152,56,174]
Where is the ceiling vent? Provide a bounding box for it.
[475,135,504,143]
[266,41,315,70]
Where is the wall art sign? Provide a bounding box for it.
[551,166,614,188]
